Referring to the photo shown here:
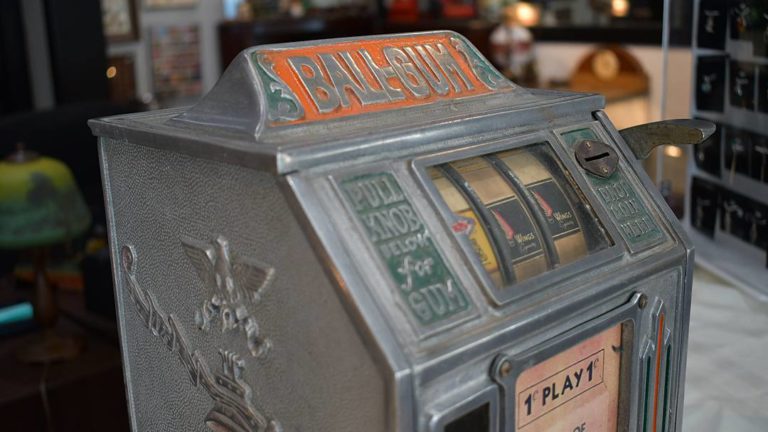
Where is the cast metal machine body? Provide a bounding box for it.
[90,32,706,432]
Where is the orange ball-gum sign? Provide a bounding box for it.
[256,33,506,125]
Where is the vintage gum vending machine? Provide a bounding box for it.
[89,32,713,432]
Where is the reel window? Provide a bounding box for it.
[429,142,612,290]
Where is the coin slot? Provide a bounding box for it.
[444,403,490,432]
[574,139,619,178]
[584,152,611,162]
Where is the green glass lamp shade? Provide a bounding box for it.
[0,147,91,249]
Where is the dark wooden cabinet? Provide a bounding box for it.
[218,16,497,70]
[381,19,495,66]
[218,14,378,69]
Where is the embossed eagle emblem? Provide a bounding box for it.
[181,235,275,358]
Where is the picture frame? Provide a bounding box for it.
[729,61,756,111]
[693,117,722,177]
[697,0,727,50]
[695,55,726,113]
[690,177,720,239]
[149,24,202,107]
[759,66,768,113]
[101,0,139,43]
[724,125,753,180]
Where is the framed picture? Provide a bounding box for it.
[144,0,198,9]
[729,61,756,110]
[695,55,726,113]
[150,24,202,107]
[101,0,139,42]
[720,188,768,249]
[728,0,758,41]
[720,189,752,242]
[724,125,753,181]
[697,0,727,50]
[752,132,768,183]
[690,177,720,239]
[693,117,722,177]
[759,66,768,113]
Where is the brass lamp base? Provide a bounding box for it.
[17,332,85,364]
[15,248,85,363]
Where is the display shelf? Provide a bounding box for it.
[687,228,768,301]
[683,0,768,297]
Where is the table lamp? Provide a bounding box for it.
[0,143,92,362]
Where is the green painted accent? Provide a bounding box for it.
[561,128,598,147]
[643,356,652,432]
[662,347,672,432]
[450,36,509,90]
[0,157,91,249]
[562,128,663,247]
[340,172,471,327]
[252,53,304,122]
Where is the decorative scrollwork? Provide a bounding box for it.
[254,53,304,123]
[182,235,274,358]
[121,245,281,432]
[450,37,511,90]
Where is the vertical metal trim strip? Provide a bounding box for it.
[643,355,653,432]
[652,314,665,432]
[661,344,673,432]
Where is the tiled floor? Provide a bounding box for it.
[683,267,768,432]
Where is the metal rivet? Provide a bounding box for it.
[638,294,648,309]
[498,359,513,378]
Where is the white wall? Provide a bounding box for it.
[535,42,693,122]
[535,42,694,193]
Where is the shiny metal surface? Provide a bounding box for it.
[619,119,716,160]
[92,32,694,432]
[99,140,387,431]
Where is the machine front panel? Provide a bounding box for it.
[330,124,681,344]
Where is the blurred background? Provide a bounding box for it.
[2,0,767,431]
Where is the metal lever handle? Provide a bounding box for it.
[619,119,716,160]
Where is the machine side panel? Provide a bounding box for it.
[100,138,387,432]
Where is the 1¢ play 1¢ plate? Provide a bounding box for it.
[515,323,623,432]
